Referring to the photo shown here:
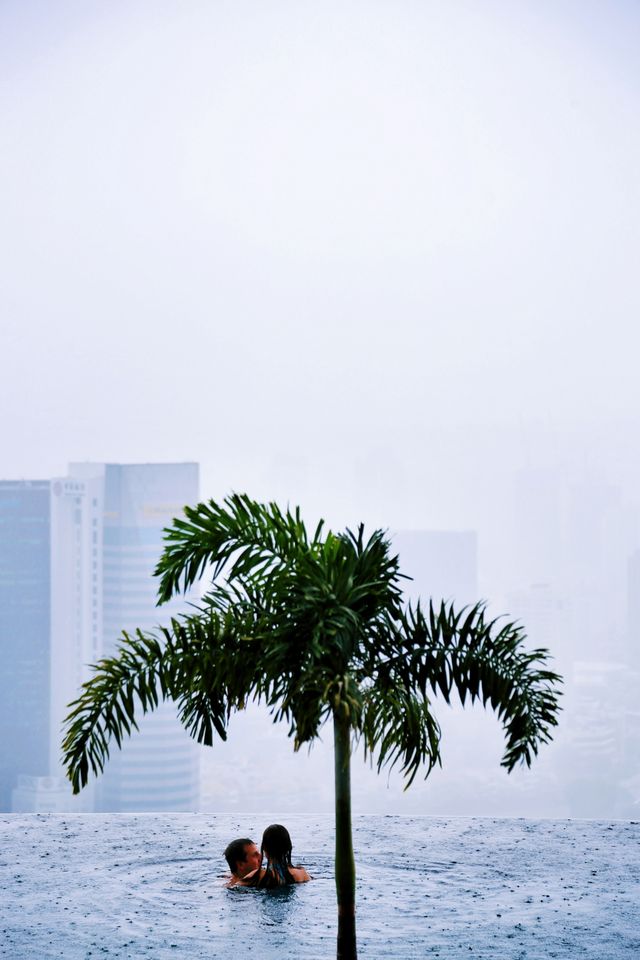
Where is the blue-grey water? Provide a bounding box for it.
[1,814,638,958]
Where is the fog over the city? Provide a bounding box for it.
[1,1,639,817]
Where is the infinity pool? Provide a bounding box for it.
[1,814,638,958]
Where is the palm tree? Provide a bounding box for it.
[63,494,562,960]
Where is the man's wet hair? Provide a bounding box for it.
[224,837,254,874]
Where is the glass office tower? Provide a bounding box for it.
[69,463,201,812]
[0,481,51,811]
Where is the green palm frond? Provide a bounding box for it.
[394,600,563,771]
[62,608,249,793]
[360,672,442,788]
[155,493,324,603]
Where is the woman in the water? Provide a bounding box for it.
[237,824,311,888]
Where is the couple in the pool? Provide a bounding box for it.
[224,824,311,888]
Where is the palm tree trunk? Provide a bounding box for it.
[333,707,357,960]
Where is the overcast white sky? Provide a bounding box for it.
[1,0,639,538]
[2,0,640,816]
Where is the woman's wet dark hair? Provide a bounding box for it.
[262,824,292,863]
[247,823,296,888]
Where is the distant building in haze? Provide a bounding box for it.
[48,472,104,801]
[512,469,565,588]
[392,529,478,609]
[68,462,201,812]
[627,549,640,669]
[1,463,201,813]
[506,582,565,672]
[562,660,640,818]
[0,481,51,812]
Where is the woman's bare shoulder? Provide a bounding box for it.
[290,865,312,882]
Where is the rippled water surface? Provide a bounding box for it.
[1,814,638,958]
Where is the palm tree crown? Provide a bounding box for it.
[62,493,562,960]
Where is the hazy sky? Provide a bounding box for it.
[2,1,639,817]
[2,0,639,537]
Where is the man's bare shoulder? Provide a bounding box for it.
[235,867,261,887]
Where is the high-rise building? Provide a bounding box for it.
[512,469,638,664]
[1,464,202,813]
[0,481,51,812]
[512,469,565,588]
[627,549,640,670]
[69,462,201,812]
[391,529,478,609]
[506,582,566,674]
[49,474,104,777]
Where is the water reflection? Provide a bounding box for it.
[228,882,301,929]
[258,885,297,925]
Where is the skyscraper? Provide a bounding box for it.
[0,481,50,811]
[627,549,640,670]
[1,463,202,813]
[69,462,201,812]
[392,529,478,609]
[506,582,565,673]
[47,472,104,810]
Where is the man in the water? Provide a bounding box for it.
[223,837,262,886]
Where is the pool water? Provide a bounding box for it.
[1,814,638,958]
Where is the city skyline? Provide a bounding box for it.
[1,452,638,818]
[0,1,638,820]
